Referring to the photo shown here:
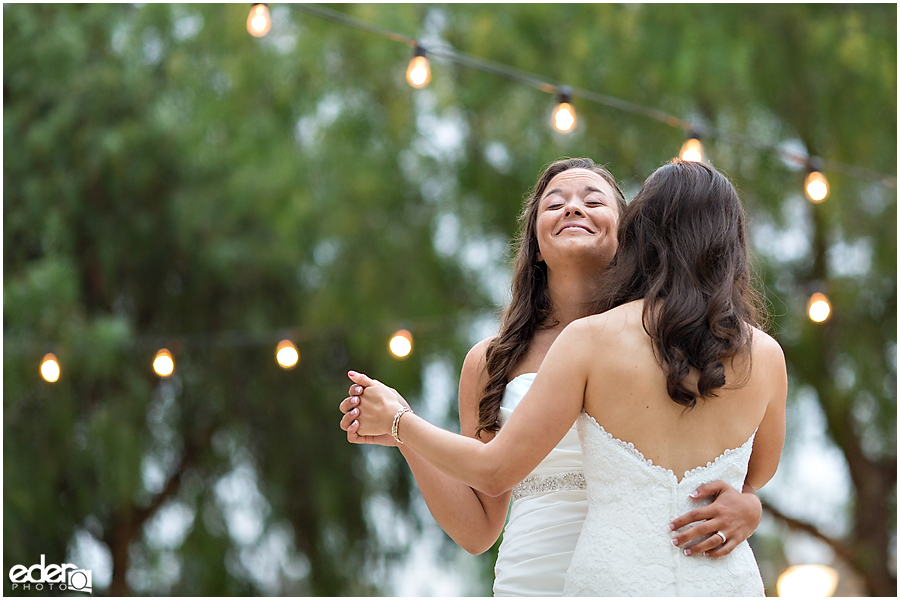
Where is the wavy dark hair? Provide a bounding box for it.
[590,159,764,408]
[476,158,627,438]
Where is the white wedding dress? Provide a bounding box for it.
[493,374,588,597]
[563,412,765,596]
[492,375,765,597]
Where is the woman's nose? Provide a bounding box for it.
[565,205,584,216]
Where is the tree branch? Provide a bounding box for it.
[135,427,212,528]
[761,500,857,568]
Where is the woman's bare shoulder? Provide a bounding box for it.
[458,337,497,436]
[463,337,493,372]
[750,327,786,365]
[570,300,645,338]
[460,337,494,396]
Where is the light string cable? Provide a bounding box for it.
[5,312,477,359]
[10,5,896,375]
[289,3,896,189]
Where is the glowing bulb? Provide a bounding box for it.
[406,47,431,88]
[552,94,575,133]
[550,88,577,132]
[805,170,829,202]
[153,348,175,377]
[776,564,839,597]
[807,292,831,323]
[247,3,271,37]
[389,329,413,359]
[680,137,704,162]
[40,353,60,383]
[275,340,299,369]
[553,103,576,132]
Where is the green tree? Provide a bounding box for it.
[4,3,480,595]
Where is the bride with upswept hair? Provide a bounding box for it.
[340,158,768,595]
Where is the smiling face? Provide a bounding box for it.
[535,168,620,273]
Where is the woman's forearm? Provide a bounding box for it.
[349,347,584,498]
[396,413,515,496]
[397,444,508,554]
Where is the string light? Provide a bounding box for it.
[20,7,896,386]
[805,160,830,202]
[552,88,576,133]
[280,3,893,192]
[10,314,470,380]
[808,292,832,323]
[389,329,413,359]
[777,564,839,596]
[247,3,271,38]
[679,134,705,162]
[275,339,300,369]
[406,45,431,88]
[153,348,175,377]
[40,353,60,383]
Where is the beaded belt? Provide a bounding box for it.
[510,471,586,502]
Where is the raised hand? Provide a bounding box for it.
[343,371,410,439]
[340,389,397,446]
[668,480,762,558]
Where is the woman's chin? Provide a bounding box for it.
[545,240,615,268]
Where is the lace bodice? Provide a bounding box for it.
[564,412,765,597]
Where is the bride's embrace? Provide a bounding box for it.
[344,160,786,596]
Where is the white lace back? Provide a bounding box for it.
[579,412,756,485]
[563,412,765,597]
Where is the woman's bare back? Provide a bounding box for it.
[580,300,784,482]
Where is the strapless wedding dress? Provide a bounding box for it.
[563,412,765,596]
[493,374,588,597]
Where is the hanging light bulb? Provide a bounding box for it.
[406,45,431,88]
[275,339,300,370]
[805,167,829,203]
[679,134,705,162]
[807,292,832,323]
[40,353,60,383]
[247,3,271,38]
[153,348,175,377]
[389,329,413,359]
[776,564,839,597]
[552,88,576,133]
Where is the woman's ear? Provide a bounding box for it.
[536,251,543,263]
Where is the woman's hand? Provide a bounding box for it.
[668,480,762,558]
[339,378,410,446]
[345,371,406,438]
[340,393,398,446]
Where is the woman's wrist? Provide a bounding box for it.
[392,407,413,443]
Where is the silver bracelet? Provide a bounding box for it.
[391,407,413,444]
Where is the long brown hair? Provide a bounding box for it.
[476,158,627,438]
[591,159,765,408]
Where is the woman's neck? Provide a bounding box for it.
[545,267,602,329]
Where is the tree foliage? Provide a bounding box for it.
[4,3,895,595]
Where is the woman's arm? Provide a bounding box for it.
[340,340,511,554]
[745,335,788,489]
[350,319,591,496]
[666,334,787,557]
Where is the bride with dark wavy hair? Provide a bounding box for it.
[340,158,771,595]
[345,159,787,596]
